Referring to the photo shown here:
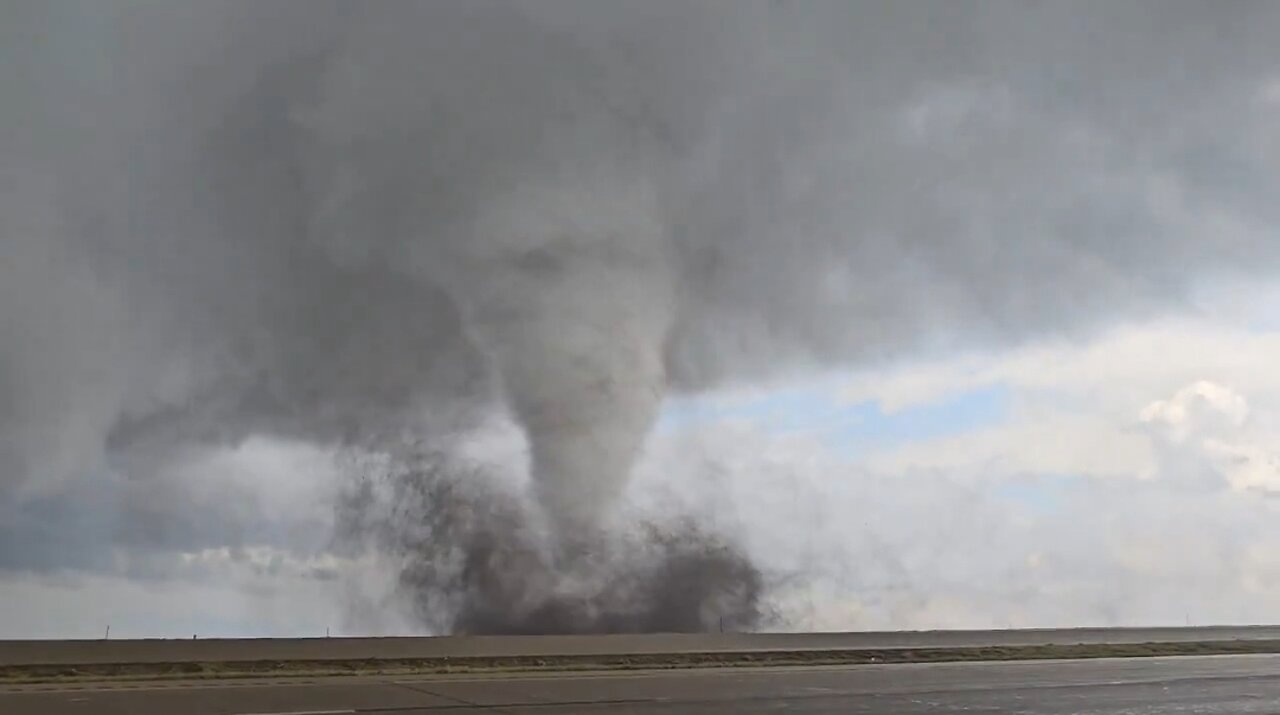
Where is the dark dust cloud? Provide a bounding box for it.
[2,1,1279,633]
[337,449,767,635]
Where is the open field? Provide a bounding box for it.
[7,654,1280,714]
[6,627,1280,684]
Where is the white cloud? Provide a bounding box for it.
[631,386,1280,629]
[1139,381,1280,495]
[629,294,1280,630]
[831,304,1280,482]
[842,318,1280,415]
[1209,441,1280,493]
[861,411,1153,478]
[1140,381,1250,443]
[0,566,343,640]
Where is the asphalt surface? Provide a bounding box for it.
[5,654,1280,713]
[7,626,1280,666]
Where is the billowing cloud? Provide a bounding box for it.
[1143,381,1280,494]
[636,373,1280,630]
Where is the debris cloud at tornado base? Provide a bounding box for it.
[3,1,1279,633]
[336,448,766,635]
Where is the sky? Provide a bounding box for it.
[2,1,1280,637]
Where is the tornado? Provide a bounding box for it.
[443,178,675,553]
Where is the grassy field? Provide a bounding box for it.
[5,639,1280,685]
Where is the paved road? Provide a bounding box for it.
[7,626,1280,666]
[5,655,1280,714]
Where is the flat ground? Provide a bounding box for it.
[8,625,1280,666]
[4,654,1280,714]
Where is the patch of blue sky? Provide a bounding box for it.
[835,383,1011,452]
[659,380,1012,455]
[991,473,1083,515]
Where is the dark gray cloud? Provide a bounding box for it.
[2,0,1278,632]
[0,441,337,580]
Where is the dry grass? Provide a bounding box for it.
[4,640,1279,686]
